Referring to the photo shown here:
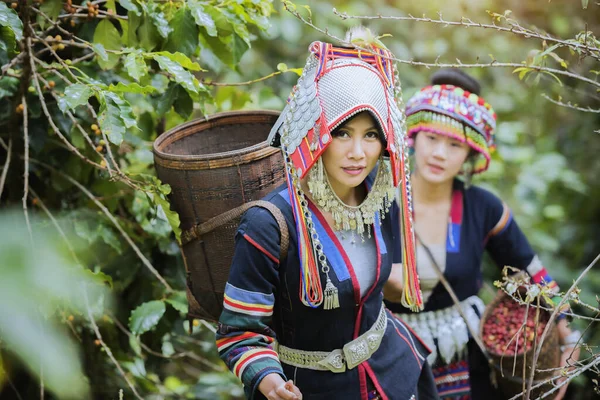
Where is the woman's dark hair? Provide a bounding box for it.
[430,68,481,95]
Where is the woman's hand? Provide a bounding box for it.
[258,373,303,400]
[383,263,404,303]
[554,319,581,400]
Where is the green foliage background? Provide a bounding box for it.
[0,0,598,398]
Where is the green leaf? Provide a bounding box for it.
[105,0,116,12]
[156,83,178,116]
[97,100,124,145]
[0,76,19,100]
[138,15,160,51]
[229,33,250,66]
[150,51,203,71]
[106,92,137,128]
[548,52,568,69]
[277,63,288,72]
[173,86,193,119]
[152,55,199,94]
[129,300,166,335]
[37,0,62,30]
[120,0,141,16]
[59,84,93,113]
[541,70,563,86]
[97,223,123,253]
[93,20,122,70]
[189,0,217,37]
[0,2,23,42]
[83,269,114,289]
[91,43,109,62]
[107,82,156,95]
[165,291,188,314]
[126,11,141,46]
[0,25,16,58]
[164,7,199,57]
[150,9,172,39]
[124,51,148,82]
[152,193,182,241]
[582,0,589,9]
[129,335,142,357]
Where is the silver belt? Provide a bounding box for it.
[274,304,387,373]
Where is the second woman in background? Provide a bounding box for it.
[384,69,580,400]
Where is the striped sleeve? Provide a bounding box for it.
[482,192,559,293]
[216,207,286,399]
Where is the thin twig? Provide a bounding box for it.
[34,70,111,173]
[541,94,600,113]
[27,40,105,171]
[21,94,33,243]
[509,353,600,400]
[5,373,24,400]
[525,252,600,398]
[32,37,90,50]
[203,70,290,86]
[332,10,600,61]
[110,314,223,371]
[82,288,144,400]
[71,52,96,65]
[285,4,600,90]
[33,34,80,82]
[29,159,173,292]
[58,12,126,20]
[0,52,25,77]
[0,137,12,200]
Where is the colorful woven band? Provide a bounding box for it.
[406,84,497,173]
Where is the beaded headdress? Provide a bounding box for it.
[269,30,423,311]
[405,84,497,173]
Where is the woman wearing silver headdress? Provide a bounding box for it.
[215,29,438,400]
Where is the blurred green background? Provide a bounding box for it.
[0,0,598,398]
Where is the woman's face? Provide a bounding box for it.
[321,112,383,195]
[413,131,470,184]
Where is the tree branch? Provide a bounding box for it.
[0,138,12,201]
[284,3,600,90]
[525,252,600,398]
[29,159,173,292]
[21,94,33,243]
[82,288,144,400]
[541,94,600,113]
[332,10,600,62]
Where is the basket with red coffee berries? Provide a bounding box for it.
[480,289,560,398]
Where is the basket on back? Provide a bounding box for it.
[480,289,560,398]
[153,110,286,322]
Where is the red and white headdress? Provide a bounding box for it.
[269,32,423,312]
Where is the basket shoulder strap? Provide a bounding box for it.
[181,200,289,263]
[250,200,289,262]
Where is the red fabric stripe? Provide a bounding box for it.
[308,200,362,306]
[217,332,257,347]
[224,297,272,313]
[392,321,423,368]
[243,233,279,264]
[450,189,463,224]
[234,350,276,377]
[363,363,389,400]
[532,269,548,283]
[392,312,433,354]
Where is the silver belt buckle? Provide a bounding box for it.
[343,337,370,370]
[316,349,346,373]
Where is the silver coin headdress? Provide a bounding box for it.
[268,30,423,311]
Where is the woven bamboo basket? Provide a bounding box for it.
[480,290,560,398]
[153,110,286,322]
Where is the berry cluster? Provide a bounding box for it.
[482,296,548,356]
